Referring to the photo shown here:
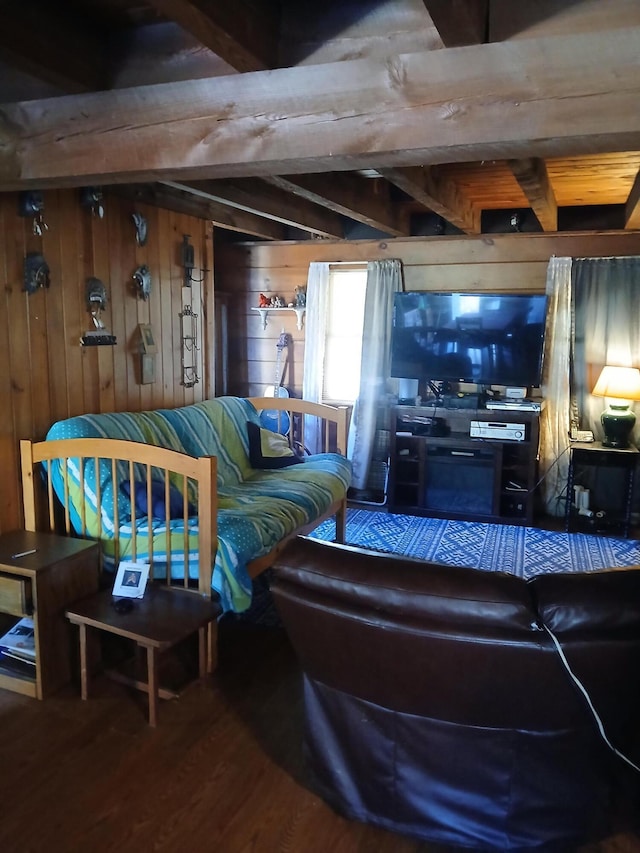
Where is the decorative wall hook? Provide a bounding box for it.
[23,252,50,294]
[19,191,48,236]
[80,186,104,218]
[133,264,151,300]
[132,212,147,246]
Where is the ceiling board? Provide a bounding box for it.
[0,0,639,240]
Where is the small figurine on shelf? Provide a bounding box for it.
[271,295,285,308]
[259,293,270,308]
[295,286,307,308]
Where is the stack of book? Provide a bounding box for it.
[0,617,36,672]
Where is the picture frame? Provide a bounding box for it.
[138,323,157,354]
[112,561,151,599]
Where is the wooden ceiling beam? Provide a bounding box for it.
[2,30,640,190]
[144,0,279,72]
[115,183,287,240]
[421,0,488,46]
[162,179,344,238]
[625,169,640,230]
[377,166,480,234]
[0,4,108,93]
[507,158,558,231]
[265,174,410,237]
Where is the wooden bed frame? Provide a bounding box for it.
[20,397,350,669]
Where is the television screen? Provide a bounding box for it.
[390,291,547,387]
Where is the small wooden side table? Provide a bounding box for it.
[65,585,221,726]
[565,441,639,537]
[0,530,99,699]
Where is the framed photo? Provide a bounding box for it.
[138,323,157,354]
[112,561,150,599]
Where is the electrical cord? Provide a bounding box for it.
[528,443,571,495]
[543,623,640,774]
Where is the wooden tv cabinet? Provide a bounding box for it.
[388,406,540,525]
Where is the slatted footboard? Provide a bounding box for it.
[20,437,218,595]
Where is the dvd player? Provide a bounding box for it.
[485,400,542,412]
[470,421,526,441]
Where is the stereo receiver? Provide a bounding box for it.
[470,421,526,441]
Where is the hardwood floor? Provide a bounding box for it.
[0,619,638,853]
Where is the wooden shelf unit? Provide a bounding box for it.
[0,531,99,699]
[388,406,540,525]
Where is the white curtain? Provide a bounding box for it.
[539,257,573,516]
[302,262,331,453]
[348,259,403,490]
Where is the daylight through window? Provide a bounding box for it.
[322,266,367,404]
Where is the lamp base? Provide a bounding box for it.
[601,404,636,449]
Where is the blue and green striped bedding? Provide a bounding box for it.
[45,397,352,612]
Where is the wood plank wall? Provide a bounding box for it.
[215,231,640,399]
[0,189,213,535]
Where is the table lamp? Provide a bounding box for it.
[591,365,640,448]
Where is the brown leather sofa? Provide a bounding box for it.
[271,537,640,851]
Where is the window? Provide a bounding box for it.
[322,266,367,404]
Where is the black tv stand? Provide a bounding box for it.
[389,405,541,525]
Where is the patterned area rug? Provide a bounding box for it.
[309,509,640,577]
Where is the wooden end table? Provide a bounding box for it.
[65,585,221,726]
[0,530,99,699]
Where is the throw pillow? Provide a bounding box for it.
[247,421,303,469]
[120,478,195,519]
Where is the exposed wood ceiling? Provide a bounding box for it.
[1,0,640,241]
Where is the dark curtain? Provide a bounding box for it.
[572,257,640,443]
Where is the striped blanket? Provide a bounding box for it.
[45,397,352,612]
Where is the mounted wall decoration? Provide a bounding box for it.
[178,234,204,386]
[179,305,200,388]
[23,252,50,294]
[181,234,195,286]
[133,264,151,300]
[80,186,104,218]
[180,234,206,287]
[138,323,157,385]
[18,190,48,236]
[132,212,147,246]
[81,277,117,346]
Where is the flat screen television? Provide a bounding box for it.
[390,291,548,388]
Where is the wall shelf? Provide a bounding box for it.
[252,306,305,331]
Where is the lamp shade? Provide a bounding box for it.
[592,366,640,401]
[592,365,640,449]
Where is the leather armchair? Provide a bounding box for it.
[271,537,640,851]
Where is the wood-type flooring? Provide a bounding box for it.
[0,619,638,853]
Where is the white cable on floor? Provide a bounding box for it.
[543,623,640,774]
